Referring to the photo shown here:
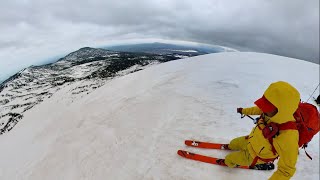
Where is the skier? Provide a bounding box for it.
[223,81,300,180]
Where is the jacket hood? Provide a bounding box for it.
[263,81,300,124]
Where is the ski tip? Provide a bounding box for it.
[185,140,195,146]
[177,150,187,157]
[184,140,190,145]
[177,150,183,156]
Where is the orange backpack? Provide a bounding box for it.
[293,102,320,147]
[263,102,320,159]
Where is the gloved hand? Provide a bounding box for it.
[237,108,243,114]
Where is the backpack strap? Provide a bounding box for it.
[278,121,298,131]
[266,121,298,155]
[302,144,313,160]
[304,147,313,160]
[268,138,277,155]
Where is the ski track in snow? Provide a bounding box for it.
[0,52,319,180]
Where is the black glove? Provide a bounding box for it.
[237,108,243,114]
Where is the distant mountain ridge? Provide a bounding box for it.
[58,47,115,62]
[104,42,235,56]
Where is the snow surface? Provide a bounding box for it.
[0,52,319,180]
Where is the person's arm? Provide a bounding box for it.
[269,130,299,180]
[240,106,263,115]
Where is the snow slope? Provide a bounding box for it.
[0,52,319,180]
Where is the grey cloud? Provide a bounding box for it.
[0,0,319,66]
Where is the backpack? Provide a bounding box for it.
[293,102,320,147]
[262,102,320,159]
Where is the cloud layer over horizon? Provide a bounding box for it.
[0,0,319,81]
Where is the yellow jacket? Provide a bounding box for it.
[242,81,300,180]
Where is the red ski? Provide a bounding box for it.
[177,150,274,170]
[185,140,230,150]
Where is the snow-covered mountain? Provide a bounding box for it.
[0,47,195,134]
[0,52,318,180]
[58,47,115,62]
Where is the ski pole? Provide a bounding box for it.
[306,83,320,103]
[241,114,258,124]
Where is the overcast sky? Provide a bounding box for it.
[0,0,319,82]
